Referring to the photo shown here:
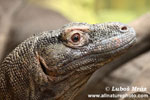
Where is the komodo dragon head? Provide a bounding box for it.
[35,22,136,100]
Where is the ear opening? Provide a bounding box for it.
[39,57,49,75]
[35,52,57,81]
[35,51,51,76]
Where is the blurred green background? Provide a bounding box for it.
[34,0,150,24]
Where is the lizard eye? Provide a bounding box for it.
[121,26,127,30]
[120,25,128,32]
[71,33,80,42]
[62,28,90,48]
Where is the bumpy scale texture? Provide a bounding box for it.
[0,22,136,100]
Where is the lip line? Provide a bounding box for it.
[97,36,136,54]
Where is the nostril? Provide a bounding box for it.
[121,26,127,30]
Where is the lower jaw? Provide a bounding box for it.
[75,38,136,73]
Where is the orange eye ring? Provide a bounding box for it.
[71,33,81,42]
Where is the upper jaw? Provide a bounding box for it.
[94,25,136,54]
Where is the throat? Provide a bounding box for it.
[53,72,92,100]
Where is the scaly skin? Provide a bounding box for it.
[0,22,136,100]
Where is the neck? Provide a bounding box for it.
[52,72,92,100]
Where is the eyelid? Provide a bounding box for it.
[61,29,90,48]
[68,31,84,43]
[67,30,83,40]
[119,25,129,32]
[64,26,90,33]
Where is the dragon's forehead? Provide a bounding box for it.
[62,22,134,35]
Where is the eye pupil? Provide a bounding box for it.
[71,33,80,42]
[121,26,127,30]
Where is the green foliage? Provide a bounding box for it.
[38,0,98,23]
[36,0,150,24]
[97,10,137,23]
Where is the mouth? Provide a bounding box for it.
[98,36,136,55]
[97,32,136,53]
[57,34,136,74]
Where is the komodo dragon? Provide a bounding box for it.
[0,22,136,100]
